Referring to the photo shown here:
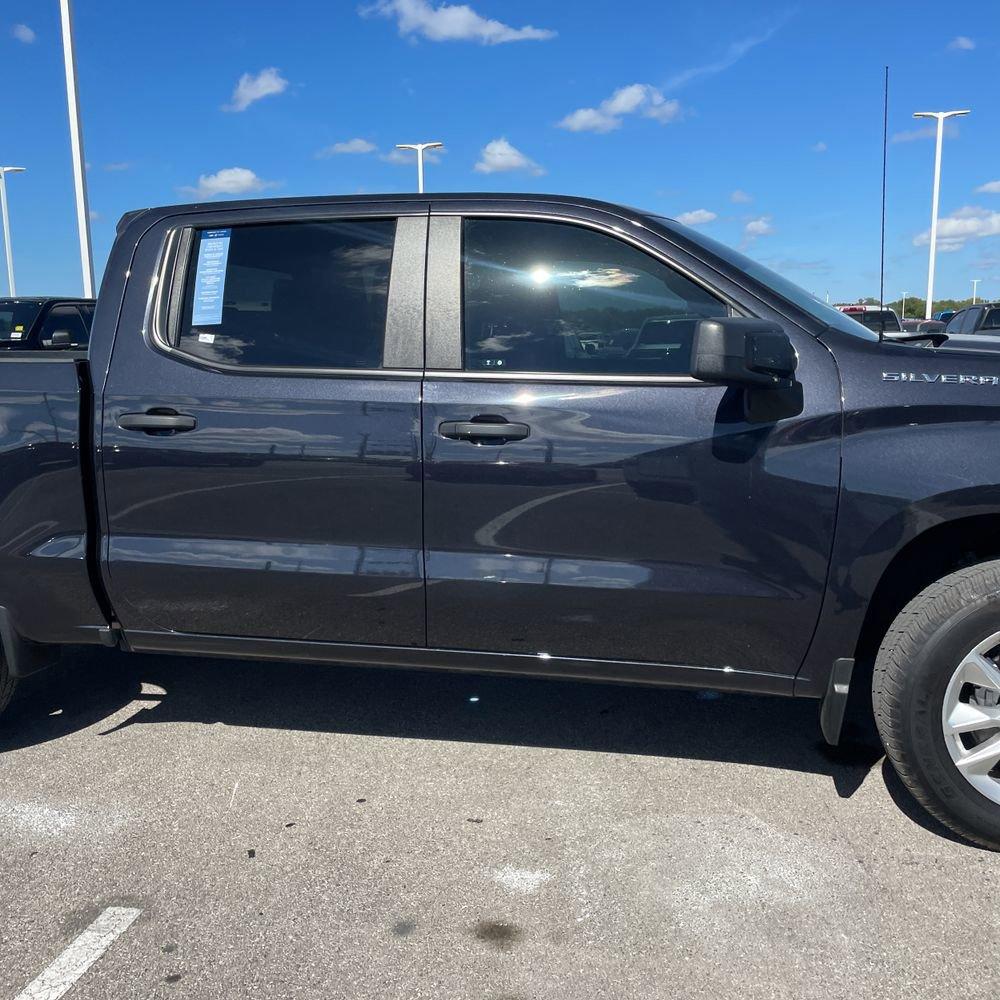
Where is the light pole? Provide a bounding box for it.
[972,278,981,304]
[395,142,443,194]
[59,0,95,298]
[0,167,25,296]
[914,109,970,319]
[901,291,908,319]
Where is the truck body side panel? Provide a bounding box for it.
[0,356,106,644]
[796,331,1000,696]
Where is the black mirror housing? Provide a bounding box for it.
[691,318,797,388]
[46,331,74,349]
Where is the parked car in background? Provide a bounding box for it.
[0,297,96,350]
[943,303,1000,337]
[835,303,901,334]
[900,318,946,334]
[934,309,958,324]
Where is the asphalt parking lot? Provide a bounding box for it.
[1,648,997,1000]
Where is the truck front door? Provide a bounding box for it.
[421,209,841,687]
[100,204,427,646]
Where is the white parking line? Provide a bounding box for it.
[13,907,141,1000]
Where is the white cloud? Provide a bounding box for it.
[474,137,544,175]
[361,0,554,44]
[744,215,774,241]
[12,23,35,43]
[316,138,377,157]
[223,67,289,112]
[730,189,752,203]
[810,141,828,153]
[89,210,101,222]
[104,162,132,172]
[180,167,278,199]
[913,205,1000,253]
[976,180,1000,194]
[558,83,682,133]
[663,16,792,91]
[381,145,445,165]
[948,35,975,51]
[675,209,717,226]
[892,121,959,144]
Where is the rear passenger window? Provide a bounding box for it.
[176,219,396,369]
[462,219,727,375]
[981,308,1000,332]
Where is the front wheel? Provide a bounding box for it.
[874,560,1000,849]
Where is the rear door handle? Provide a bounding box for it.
[439,420,530,442]
[118,410,197,434]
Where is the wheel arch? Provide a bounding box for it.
[854,513,1000,668]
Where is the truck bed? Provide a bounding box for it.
[0,353,108,650]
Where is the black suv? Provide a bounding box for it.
[0,297,96,350]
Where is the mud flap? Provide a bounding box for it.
[820,657,855,746]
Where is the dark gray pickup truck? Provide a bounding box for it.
[5,193,1000,848]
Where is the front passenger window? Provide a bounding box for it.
[462,219,728,376]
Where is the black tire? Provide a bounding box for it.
[874,560,1000,850]
[0,651,17,719]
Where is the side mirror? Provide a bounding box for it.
[691,318,797,388]
[45,330,74,349]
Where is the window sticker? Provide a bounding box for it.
[10,330,23,339]
[191,228,232,326]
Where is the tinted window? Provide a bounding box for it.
[462,219,727,375]
[961,307,983,334]
[39,306,89,349]
[945,310,966,334]
[0,300,43,345]
[981,308,1000,331]
[177,219,396,369]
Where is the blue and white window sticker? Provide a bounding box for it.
[191,228,232,326]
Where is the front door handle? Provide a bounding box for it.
[439,420,530,442]
[118,410,197,434]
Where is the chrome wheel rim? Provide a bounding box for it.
[941,629,1000,806]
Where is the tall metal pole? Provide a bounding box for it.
[972,279,981,305]
[59,0,95,298]
[395,142,443,194]
[901,292,906,319]
[914,109,970,320]
[924,116,945,320]
[0,168,25,295]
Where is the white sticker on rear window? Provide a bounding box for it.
[198,333,216,343]
[191,228,231,326]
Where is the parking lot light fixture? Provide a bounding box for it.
[59,0,95,298]
[395,142,443,194]
[913,109,970,319]
[0,166,25,296]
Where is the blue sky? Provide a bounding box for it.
[3,0,999,303]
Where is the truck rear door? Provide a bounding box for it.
[99,202,427,647]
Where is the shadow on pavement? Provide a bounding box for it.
[1,646,890,800]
